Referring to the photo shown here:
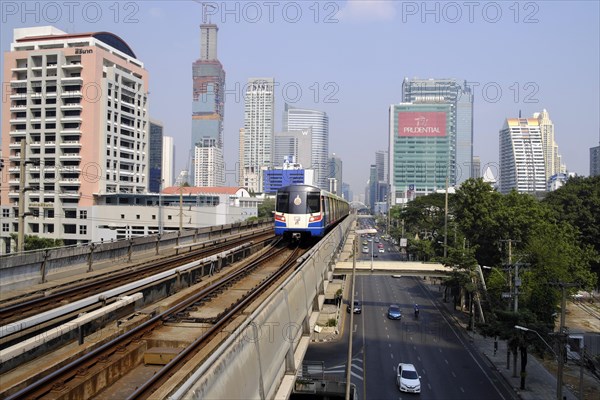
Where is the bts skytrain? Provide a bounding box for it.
[274,185,350,239]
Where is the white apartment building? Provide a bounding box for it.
[162,135,175,187]
[499,118,546,194]
[241,78,274,192]
[194,138,224,187]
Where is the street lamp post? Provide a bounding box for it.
[346,227,377,400]
[515,325,562,399]
[370,238,374,272]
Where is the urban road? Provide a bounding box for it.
[304,243,516,400]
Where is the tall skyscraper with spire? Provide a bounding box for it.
[191,23,225,186]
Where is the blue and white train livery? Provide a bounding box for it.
[274,184,350,239]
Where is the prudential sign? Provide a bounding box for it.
[398,111,447,137]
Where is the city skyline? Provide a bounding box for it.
[1,1,598,194]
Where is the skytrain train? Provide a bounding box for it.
[274,184,350,239]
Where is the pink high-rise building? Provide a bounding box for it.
[1,26,149,249]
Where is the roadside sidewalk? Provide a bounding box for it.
[423,279,579,400]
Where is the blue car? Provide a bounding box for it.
[387,305,402,320]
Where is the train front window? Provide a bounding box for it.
[276,192,290,213]
[306,193,321,213]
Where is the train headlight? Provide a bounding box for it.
[275,214,286,222]
[309,213,322,222]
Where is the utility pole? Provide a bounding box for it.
[551,281,579,400]
[17,140,27,253]
[346,231,357,400]
[158,179,164,235]
[179,185,183,232]
[443,176,448,258]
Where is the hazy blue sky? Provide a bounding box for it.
[2,0,599,195]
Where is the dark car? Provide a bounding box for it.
[387,305,402,320]
[347,300,362,314]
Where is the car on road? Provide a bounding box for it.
[347,300,362,314]
[379,248,385,253]
[362,247,369,254]
[397,363,421,393]
[387,305,402,320]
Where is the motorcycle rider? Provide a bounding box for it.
[414,304,419,318]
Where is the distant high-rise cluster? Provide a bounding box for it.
[191,24,225,187]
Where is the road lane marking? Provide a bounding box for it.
[444,359,448,364]
[460,387,465,392]
[390,353,394,359]
[452,371,456,378]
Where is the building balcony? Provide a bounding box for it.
[120,147,135,154]
[10,104,27,111]
[60,128,81,134]
[8,179,20,185]
[60,103,82,109]
[61,76,83,84]
[9,117,27,123]
[60,141,81,147]
[58,178,81,185]
[9,93,27,100]
[62,116,82,122]
[59,154,82,160]
[11,66,28,72]
[9,130,26,136]
[59,191,80,198]
[8,191,20,198]
[58,165,81,173]
[61,91,82,97]
[62,62,82,69]
[10,79,28,86]
[9,142,22,149]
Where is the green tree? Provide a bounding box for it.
[257,198,275,219]
[10,234,64,251]
[543,175,600,284]
[453,178,504,266]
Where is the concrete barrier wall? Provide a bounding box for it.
[0,220,272,292]
[173,216,353,400]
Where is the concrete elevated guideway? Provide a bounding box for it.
[334,260,453,277]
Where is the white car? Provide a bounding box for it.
[397,363,421,393]
[378,248,385,253]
